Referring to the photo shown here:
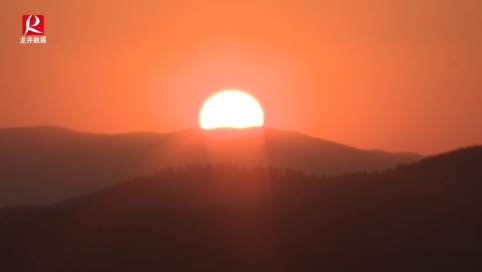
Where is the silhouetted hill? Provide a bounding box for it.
[0,146,480,271]
[0,126,421,206]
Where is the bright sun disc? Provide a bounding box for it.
[199,90,264,129]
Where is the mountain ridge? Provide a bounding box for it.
[0,126,422,206]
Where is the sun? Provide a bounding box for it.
[199,90,264,130]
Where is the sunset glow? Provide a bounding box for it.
[199,91,264,130]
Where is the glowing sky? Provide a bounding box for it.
[1,0,481,154]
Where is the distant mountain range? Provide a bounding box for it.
[0,145,480,271]
[0,126,422,206]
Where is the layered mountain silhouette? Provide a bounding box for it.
[0,146,480,271]
[0,126,421,206]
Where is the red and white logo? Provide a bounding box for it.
[22,15,44,35]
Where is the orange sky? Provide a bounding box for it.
[1,0,481,154]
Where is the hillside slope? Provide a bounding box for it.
[0,146,480,271]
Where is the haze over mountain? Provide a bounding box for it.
[0,126,421,206]
[0,146,480,271]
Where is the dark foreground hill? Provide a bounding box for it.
[0,146,480,271]
[0,126,421,206]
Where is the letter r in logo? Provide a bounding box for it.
[22,15,44,35]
